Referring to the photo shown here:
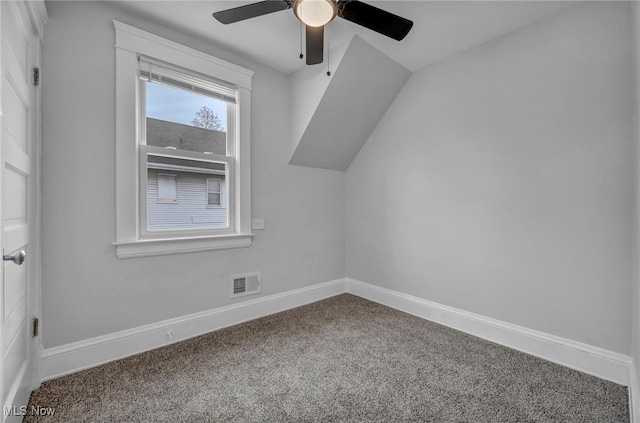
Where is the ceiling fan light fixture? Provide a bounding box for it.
[294,0,336,27]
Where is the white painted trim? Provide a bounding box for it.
[40,277,633,395]
[113,233,254,259]
[40,278,347,381]
[630,360,640,423]
[113,20,253,89]
[346,279,632,386]
[25,0,48,42]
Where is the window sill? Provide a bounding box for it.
[114,233,254,259]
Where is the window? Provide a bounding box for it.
[139,56,233,234]
[207,178,224,207]
[157,174,177,203]
[114,21,254,258]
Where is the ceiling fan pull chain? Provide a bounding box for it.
[299,22,304,59]
[326,25,331,76]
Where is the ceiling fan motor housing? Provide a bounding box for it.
[293,0,337,27]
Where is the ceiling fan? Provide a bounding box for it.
[213,0,413,65]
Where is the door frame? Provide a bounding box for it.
[0,2,48,419]
[23,0,47,393]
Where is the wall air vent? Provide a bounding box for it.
[231,272,261,298]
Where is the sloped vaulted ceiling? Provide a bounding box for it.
[289,35,410,171]
[111,1,575,172]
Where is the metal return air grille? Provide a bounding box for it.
[231,272,261,298]
[233,277,247,295]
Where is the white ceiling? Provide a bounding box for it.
[112,1,575,74]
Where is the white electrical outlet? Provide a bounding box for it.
[252,219,265,230]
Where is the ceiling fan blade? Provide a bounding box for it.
[337,0,413,41]
[213,0,291,25]
[306,25,324,65]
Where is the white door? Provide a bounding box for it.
[0,1,44,421]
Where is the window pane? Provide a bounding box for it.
[208,179,221,193]
[146,153,228,231]
[208,193,221,207]
[146,82,227,155]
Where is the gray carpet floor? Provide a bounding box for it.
[25,294,629,422]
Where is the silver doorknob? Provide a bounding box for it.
[4,250,25,265]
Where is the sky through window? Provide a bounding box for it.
[146,82,227,131]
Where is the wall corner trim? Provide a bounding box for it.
[346,278,632,386]
[630,360,640,423]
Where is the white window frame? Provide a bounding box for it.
[113,21,254,258]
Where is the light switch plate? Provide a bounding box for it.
[252,219,265,230]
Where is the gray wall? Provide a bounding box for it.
[41,1,346,348]
[346,2,634,354]
[42,0,635,358]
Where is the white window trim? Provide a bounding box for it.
[113,21,254,259]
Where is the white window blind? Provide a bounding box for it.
[138,55,236,103]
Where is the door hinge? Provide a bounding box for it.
[32,318,38,337]
[33,67,40,86]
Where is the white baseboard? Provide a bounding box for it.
[346,278,632,386]
[41,276,633,398]
[40,278,348,381]
[630,360,640,423]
